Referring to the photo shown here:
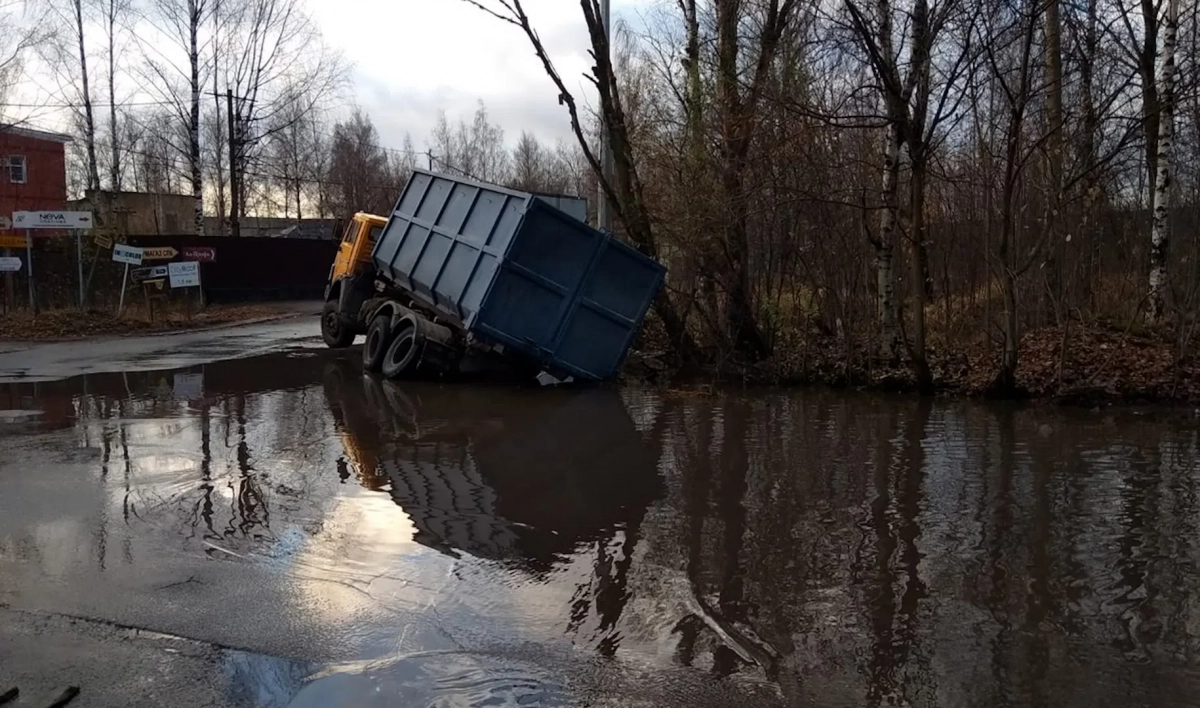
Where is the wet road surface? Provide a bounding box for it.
[0,303,322,383]
[3,347,1200,706]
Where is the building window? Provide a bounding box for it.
[8,155,26,184]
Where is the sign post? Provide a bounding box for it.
[12,212,94,312]
[169,261,202,318]
[25,230,33,310]
[76,230,83,307]
[111,244,144,317]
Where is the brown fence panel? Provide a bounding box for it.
[126,236,338,304]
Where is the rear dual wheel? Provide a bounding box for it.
[362,315,393,372]
[381,322,421,379]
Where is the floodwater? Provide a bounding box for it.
[3,349,1200,707]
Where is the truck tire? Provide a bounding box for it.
[362,315,393,372]
[321,300,355,348]
[381,322,420,379]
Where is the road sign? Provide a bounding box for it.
[13,211,94,230]
[0,234,28,249]
[169,261,201,288]
[181,246,216,262]
[143,247,178,260]
[0,216,10,229]
[0,257,21,272]
[131,265,169,282]
[94,234,113,249]
[112,244,144,265]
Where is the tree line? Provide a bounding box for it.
[463,0,1200,393]
[1,1,589,237]
[6,0,1199,392]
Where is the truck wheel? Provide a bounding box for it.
[381,323,420,379]
[321,300,355,348]
[362,315,393,372]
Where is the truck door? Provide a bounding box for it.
[331,220,363,283]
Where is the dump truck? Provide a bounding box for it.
[320,169,665,382]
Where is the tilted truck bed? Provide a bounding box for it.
[371,169,664,381]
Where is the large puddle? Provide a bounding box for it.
[2,349,1200,706]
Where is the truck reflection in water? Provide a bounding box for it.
[321,359,664,578]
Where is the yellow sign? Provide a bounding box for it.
[143,247,179,260]
[95,235,113,249]
[0,234,29,249]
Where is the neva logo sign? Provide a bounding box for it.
[12,211,94,230]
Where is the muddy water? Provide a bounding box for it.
[2,350,1200,707]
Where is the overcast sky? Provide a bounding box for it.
[9,0,658,152]
[286,0,654,150]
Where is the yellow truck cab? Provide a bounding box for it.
[321,212,388,347]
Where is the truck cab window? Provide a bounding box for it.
[342,222,358,245]
[369,226,383,244]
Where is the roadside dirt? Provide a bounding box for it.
[0,303,306,342]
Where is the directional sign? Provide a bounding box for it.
[94,234,113,249]
[112,244,144,265]
[0,257,22,272]
[181,246,216,263]
[143,247,178,260]
[0,234,28,249]
[13,211,94,230]
[169,261,201,288]
[131,265,169,282]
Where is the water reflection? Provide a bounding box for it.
[4,356,1200,706]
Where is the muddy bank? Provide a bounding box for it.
[627,322,1200,406]
[0,302,312,342]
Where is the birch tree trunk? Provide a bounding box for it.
[189,0,204,237]
[877,121,901,360]
[1149,0,1177,322]
[74,0,100,193]
[873,0,901,361]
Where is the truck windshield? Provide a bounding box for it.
[342,223,358,245]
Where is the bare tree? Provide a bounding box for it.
[139,0,211,234]
[324,109,393,219]
[220,0,347,221]
[428,101,509,183]
[460,0,698,361]
[40,0,101,192]
[0,7,49,121]
[846,0,969,389]
[99,0,131,190]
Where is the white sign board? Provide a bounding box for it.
[13,211,94,230]
[112,244,144,265]
[0,256,21,272]
[0,215,11,230]
[169,261,201,288]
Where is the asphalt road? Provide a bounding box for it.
[0,303,326,383]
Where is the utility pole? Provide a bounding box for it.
[227,89,240,238]
[597,0,614,235]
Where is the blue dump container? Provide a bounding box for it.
[371,170,665,381]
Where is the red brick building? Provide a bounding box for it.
[0,125,72,220]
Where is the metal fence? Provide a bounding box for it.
[1,234,337,311]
